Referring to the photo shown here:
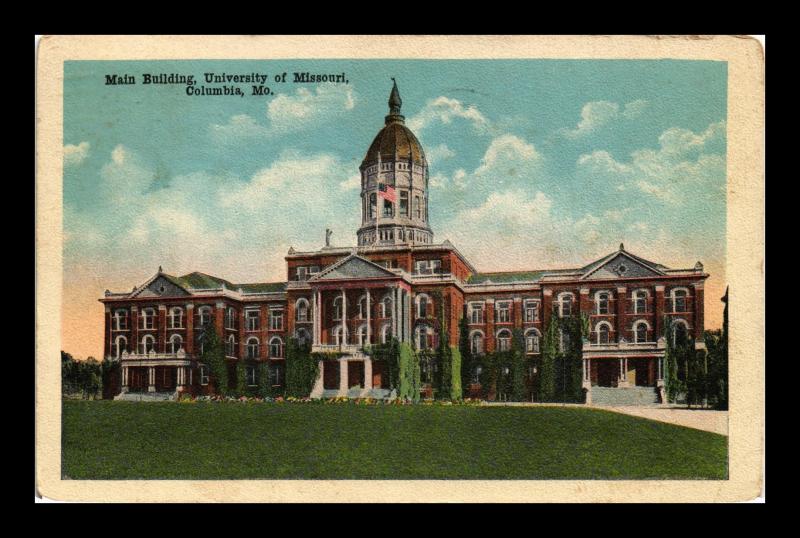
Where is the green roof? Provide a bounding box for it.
[467,267,582,285]
[170,272,286,294]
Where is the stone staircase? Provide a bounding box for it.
[590,386,660,406]
[114,391,177,402]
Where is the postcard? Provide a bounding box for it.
[36,35,764,502]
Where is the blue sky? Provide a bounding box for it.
[63,59,727,355]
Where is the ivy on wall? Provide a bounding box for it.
[201,326,229,396]
[285,337,318,398]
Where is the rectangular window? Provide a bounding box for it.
[414,196,421,219]
[246,366,257,386]
[270,310,283,330]
[246,310,260,331]
[469,304,484,324]
[524,302,538,323]
[383,198,393,217]
[414,259,441,275]
[399,191,409,216]
[497,302,511,323]
[199,365,209,386]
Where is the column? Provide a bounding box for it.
[693,283,705,340]
[654,285,666,339]
[364,358,373,391]
[185,304,194,355]
[131,306,139,355]
[339,359,349,392]
[177,367,185,388]
[392,287,399,339]
[104,306,112,358]
[366,288,371,345]
[158,305,167,353]
[405,290,411,343]
[311,290,318,346]
[616,287,627,342]
[341,289,347,345]
[148,366,156,392]
[121,366,129,393]
[619,358,624,383]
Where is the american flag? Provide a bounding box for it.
[378,183,397,203]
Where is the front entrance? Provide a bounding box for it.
[129,367,148,392]
[348,361,364,389]
[155,366,175,392]
[596,360,618,387]
[323,361,339,390]
[372,361,388,389]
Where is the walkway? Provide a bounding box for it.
[589,405,728,436]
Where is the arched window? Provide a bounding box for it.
[168,307,184,329]
[198,306,212,327]
[226,335,236,357]
[112,335,127,358]
[556,293,574,318]
[369,192,377,219]
[168,334,183,354]
[380,323,391,344]
[633,290,648,314]
[634,321,649,343]
[525,329,541,353]
[596,292,610,315]
[673,320,689,345]
[356,324,368,346]
[472,365,483,385]
[270,337,284,358]
[381,296,393,318]
[113,309,128,331]
[295,299,309,322]
[558,329,571,353]
[140,308,156,330]
[139,334,155,354]
[246,337,259,360]
[596,322,612,345]
[196,334,205,355]
[671,288,689,313]
[333,297,343,321]
[416,294,430,319]
[497,329,512,352]
[415,324,434,350]
[332,325,345,346]
[470,331,484,355]
[225,307,237,330]
[357,296,368,319]
[295,328,310,347]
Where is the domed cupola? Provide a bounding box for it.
[357,79,434,247]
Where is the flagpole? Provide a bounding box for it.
[375,152,381,246]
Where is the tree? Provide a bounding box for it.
[201,326,228,396]
[510,328,527,402]
[286,337,318,397]
[397,342,419,401]
[538,318,559,402]
[450,346,463,400]
[458,316,473,398]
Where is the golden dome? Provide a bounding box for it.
[360,79,427,169]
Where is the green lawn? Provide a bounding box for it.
[62,401,727,480]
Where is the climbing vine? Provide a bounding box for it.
[285,337,319,398]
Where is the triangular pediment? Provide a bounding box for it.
[581,252,665,280]
[311,255,397,281]
[134,275,191,298]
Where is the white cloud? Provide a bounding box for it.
[562,101,620,138]
[407,96,489,133]
[426,143,456,165]
[209,114,270,142]
[98,145,155,205]
[576,121,726,205]
[622,99,649,119]
[458,189,553,228]
[64,142,90,167]
[475,135,540,176]
[339,174,361,191]
[266,83,355,134]
[562,99,651,138]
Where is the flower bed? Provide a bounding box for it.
[177,394,485,406]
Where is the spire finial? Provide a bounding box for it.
[385,78,404,124]
[158,265,163,273]
[619,243,625,251]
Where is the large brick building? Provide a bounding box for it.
[100,81,708,403]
